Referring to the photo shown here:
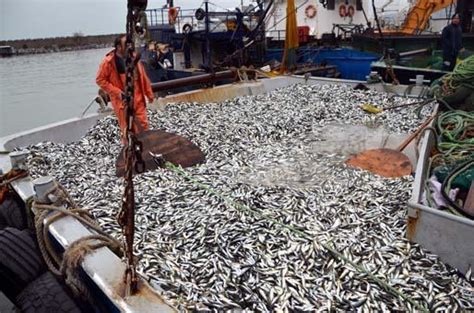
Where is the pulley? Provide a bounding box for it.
[195,8,206,21]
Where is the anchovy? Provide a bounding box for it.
[26,84,472,311]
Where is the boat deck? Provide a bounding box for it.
[3,77,472,312]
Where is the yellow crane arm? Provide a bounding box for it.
[400,0,456,34]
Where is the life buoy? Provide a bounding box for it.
[182,23,193,34]
[339,4,347,17]
[347,5,355,17]
[168,7,179,25]
[305,5,317,18]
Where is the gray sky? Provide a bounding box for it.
[0,0,241,40]
[1,0,408,40]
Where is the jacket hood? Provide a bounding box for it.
[104,49,116,62]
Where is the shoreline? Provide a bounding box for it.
[7,44,112,56]
[0,33,119,57]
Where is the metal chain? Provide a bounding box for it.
[117,1,146,296]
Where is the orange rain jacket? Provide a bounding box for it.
[96,50,154,140]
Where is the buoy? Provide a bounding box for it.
[168,7,179,25]
[305,5,317,18]
[339,4,347,17]
[347,5,355,17]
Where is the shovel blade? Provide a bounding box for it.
[116,130,205,177]
[345,148,412,178]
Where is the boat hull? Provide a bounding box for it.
[371,61,448,84]
[352,33,474,54]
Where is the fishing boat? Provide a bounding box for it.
[353,0,474,84]
[3,73,467,311]
[1,0,473,311]
[141,1,268,86]
[140,0,381,83]
[0,46,14,57]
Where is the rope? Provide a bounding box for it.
[436,110,474,155]
[441,160,474,219]
[448,55,474,91]
[80,95,110,118]
[0,169,29,204]
[421,110,473,217]
[80,97,98,118]
[162,161,429,312]
[0,170,28,187]
[61,234,122,298]
[433,55,474,98]
[31,182,123,301]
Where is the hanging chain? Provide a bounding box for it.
[117,0,146,296]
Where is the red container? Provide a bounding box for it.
[298,26,310,43]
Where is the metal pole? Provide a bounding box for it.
[151,69,238,92]
[204,0,213,73]
[33,176,55,204]
[9,150,29,170]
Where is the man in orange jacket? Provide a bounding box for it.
[96,35,154,142]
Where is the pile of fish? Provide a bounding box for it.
[27,84,473,311]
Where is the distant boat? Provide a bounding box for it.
[0,46,14,57]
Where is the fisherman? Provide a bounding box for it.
[96,35,154,143]
[441,13,463,72]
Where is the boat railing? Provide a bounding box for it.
[147,8,196,28]
[146,7,260,34]
[267,30,285,41]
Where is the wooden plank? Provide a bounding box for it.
[116,130,205,177]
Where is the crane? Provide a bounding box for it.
[400,0,456,34]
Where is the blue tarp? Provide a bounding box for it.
[266,47,380,81]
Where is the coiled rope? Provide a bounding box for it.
[32,182,122,301]
[162,161,429,312]
[436,110,474,155]
[422,110,474,216]
[433,55,474,98]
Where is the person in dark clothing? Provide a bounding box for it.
[441,14,463,71]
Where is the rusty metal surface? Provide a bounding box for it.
[406,209,420,241]
[151,70,237,92]
[116,130,205,177]
[408,202,474,275]
[346,148,412,178]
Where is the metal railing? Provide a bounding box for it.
[146,7,261,34]
[147,8,196,28]
[266,30,286,41]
